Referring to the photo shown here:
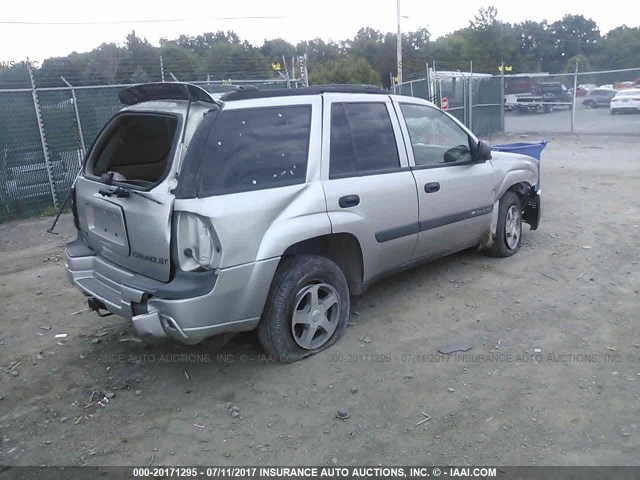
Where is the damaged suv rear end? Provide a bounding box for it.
[66,83,225,343]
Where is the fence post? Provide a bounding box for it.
[571,61,578,133]
[160,54,165,82]
[291,57,296,87]
[282,55,291,89]
[468,61,473,130]
[28,64,59,210]
[61,76,86,161]
[500,61,505,133]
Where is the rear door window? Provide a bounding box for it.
[198,105,311,195]
[329,102,400,178]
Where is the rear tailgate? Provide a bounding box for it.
[75,178,173,281]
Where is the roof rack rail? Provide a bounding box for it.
[220,84,389,102]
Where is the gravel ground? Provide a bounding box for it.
[0,133,639,468]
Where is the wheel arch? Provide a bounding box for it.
[280,233,364,295]
[490,181,532,236]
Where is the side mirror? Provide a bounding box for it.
[476,140,492,162]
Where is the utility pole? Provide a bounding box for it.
[396,0,403,85]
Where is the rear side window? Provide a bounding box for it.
[198,105,311,195]
[329,102,400,178]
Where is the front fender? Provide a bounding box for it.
[490,151,539,200]
[494,168,537,201]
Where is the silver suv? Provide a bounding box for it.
[65,83,541,361]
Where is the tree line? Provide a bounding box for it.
[1,6,639,89]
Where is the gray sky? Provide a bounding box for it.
[1,0,635,65]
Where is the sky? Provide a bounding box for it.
[1,0,636,65]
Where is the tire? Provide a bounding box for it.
[483,191,523,258]
[585,100,596,109]
[257,255,350,362]
[610,109,617,115]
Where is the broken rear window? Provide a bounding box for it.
[87,113,179,188]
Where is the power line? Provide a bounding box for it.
[0,16,289,25]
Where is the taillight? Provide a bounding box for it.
[173,212,222,272]
[70,187,80,230]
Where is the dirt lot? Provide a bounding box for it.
[1,133,639,468]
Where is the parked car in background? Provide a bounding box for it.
[515,82,572,113]
[610,88,640,115]
[582,88,618,109]
[599,84,614,89]
[576,84,597,96]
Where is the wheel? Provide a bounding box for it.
[483,191,523,258]
[585,100,596,109]
[610,109,617,115]
[257,255,350,362]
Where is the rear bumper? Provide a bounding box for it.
[65,238,279,344]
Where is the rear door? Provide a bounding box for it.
[75,111,181,282]
[321,95,419,283]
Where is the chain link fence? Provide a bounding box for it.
[394,66,640,137]
[392,70,503,137]
[0,78,293,223]
[504,67,640,135]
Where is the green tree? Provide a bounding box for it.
[512,20,556,72]
[261,39,296,63]
[565,54,591,73]
[36,56,85,87]
[82,43,125,85]
[295,38,340,65]
[123,31,160,83]
[309,57,381,86]
[461,6,517,73]
[549,15,601,71]
[593,26,640,70]
[159,45,202,81]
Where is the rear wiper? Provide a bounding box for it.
[98,186,163,205]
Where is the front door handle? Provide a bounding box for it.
[339,195,360,208]
[424,182,440,193]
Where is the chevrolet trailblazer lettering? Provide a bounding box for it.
[132,251,168,265]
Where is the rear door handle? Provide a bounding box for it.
[339,195,360,208]
[424,182,440,193]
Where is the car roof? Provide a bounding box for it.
[219,84,389,101]
[615,88,640,94]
